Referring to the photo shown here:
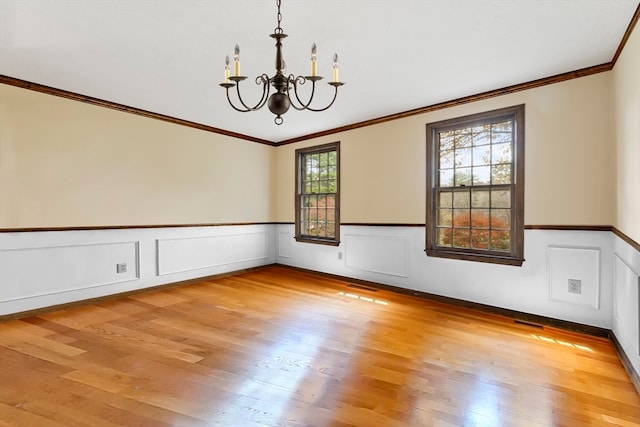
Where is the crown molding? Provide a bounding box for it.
[275,63,612,145]
[612,2,640,66]
[0,75,275,146]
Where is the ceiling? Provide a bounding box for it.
[1,0,638,143]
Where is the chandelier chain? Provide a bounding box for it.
[275,0,283,35]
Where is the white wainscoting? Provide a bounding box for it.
[613,235,640,377]
[276,224,615,329]
[0,224,275,315]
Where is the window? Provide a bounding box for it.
[426,105,524,266]
[295,142,340,245]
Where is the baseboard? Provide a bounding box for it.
[610,331,640,395]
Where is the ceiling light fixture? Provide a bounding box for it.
[220,0,345,125]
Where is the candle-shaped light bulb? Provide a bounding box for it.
[224,55,230,82]
[332,53,339,82]
[234,44,240,76]
[310,43,317,76]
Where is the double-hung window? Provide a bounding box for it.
[295,142,340,245]
[426,105,525,266]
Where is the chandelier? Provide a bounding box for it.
[220,0,344,125]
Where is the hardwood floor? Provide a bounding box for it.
[0,265,638,426]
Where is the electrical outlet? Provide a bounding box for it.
[338,251,343,260]
[568,279,581,294]
[116,263,127,274]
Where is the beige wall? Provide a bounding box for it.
[0,65,621,229]
[0,85,275,228]
[613,22,640,243]
[274,73,615,225]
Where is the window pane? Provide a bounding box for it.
[492,143,512,164]
[471,230,490,249]
[326,208,335,222]
[319,152,328,168]
[455,148,472,167]
[492,120,512,134]
[492,132,512,144]
[303,218,314,235]
[438,191,453,208]
[472,125,491,146]
[491,209,511,229]
[439,169,454,187]
[453,229,471,248]
[437,228,453,247]
[437,209,452,226]
[491,189,511,208]
[454,129,472,148]
[321,165,329,181]
[472,166,491,185]
[311,206,320,222]
[305,157,313,174]
[473,146,491,166]
[453,209,470,227]
[328,151,336,165]
[317,223,325,238]
[326,222,335,238]
[455,168,472,186]
[471,190,490,208]
[491,164,512,185]
[308,222,319,236]
[490,230,511,251]
[440,149,454,169]
[440,131,455,151]
[471,209,490,229]
[453,190,470,208]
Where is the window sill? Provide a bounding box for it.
[295,236,340,247]
[425,249,524,266]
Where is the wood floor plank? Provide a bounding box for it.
[1,265,639,426]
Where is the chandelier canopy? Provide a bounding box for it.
[220,0,344,125]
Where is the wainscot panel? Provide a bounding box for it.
[0,241,139,302]
[157,231,269,275]
[277,231,292,258]
[547,246,600,309]
[344,233,409,277]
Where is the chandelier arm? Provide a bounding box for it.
[225,88,253,112]
[287,75,318,111]
[232,75,271,111]
[300,84,341,112]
